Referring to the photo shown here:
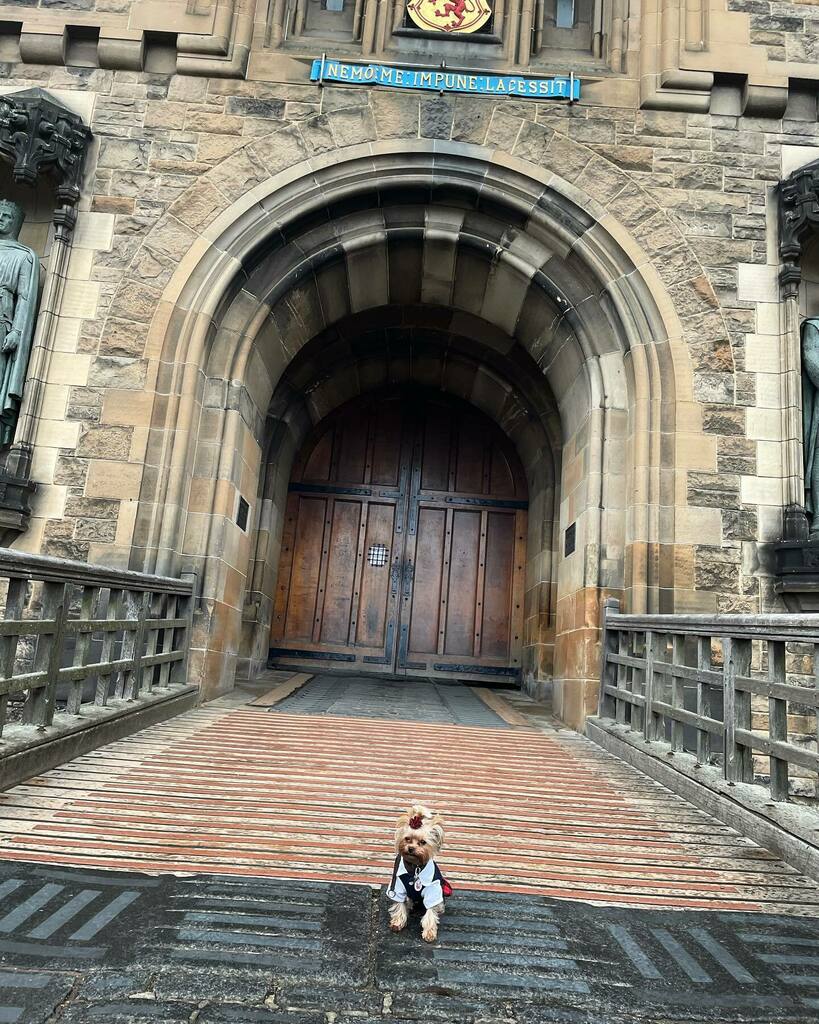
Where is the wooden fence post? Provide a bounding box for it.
[127,592,149,699]
[598,597,619,718]
[671,633,685,751]
[644,629,659,741]
[0,577,25,737]
[27,581,69,727]
[67,586,97,715]
[696,635,711,764]
[768,639,789,800]
[724,636,752,783]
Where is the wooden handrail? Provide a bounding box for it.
[0,555,195,740]
[598,599,819,803]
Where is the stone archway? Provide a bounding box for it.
[119,137,705,727]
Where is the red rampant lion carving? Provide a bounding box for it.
[435,0,468,29]
[407,0,490,34]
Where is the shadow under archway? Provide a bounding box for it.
[246,309,561,689]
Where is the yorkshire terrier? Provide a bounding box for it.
[387,804,451,942]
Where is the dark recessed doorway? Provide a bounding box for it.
[268,389,528,682]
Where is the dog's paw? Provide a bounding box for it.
[421,924,438,943]
[389,905,408,932]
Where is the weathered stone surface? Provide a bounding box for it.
[74,518,118,541]
[688,337,734,373]
[144,215,199,262]
[694,371,735,404]
[144,101,187,129]
[64,495,121,519]
[248,126,309,175]
[2,27,809,668]
[300,114,336,156]
[484,109,524,150]
[717,436,757,475]
[197,133,246,164]
[702,405,746,435]
[694,545,741,591]
[226,97,286,119]
[578,155,627,204]
[92,196,136,214]
[596,144,654,172]
[688,471,741,509]
[326,106,377,147]
[42,538,91,560]
[76,425,133,460]
[722,507,759,540]
[98,138,151,170]
[88,356,148,390]
[185,110,244,135]
[108,281,163,323]
[451,97,491,144]
[98,318,148,358]
[420,96,455,140]
[54,456,90,487]
[511,120,554,166]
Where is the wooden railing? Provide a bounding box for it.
[0,550,195,741]
[598,600,819,802]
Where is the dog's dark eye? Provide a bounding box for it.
[417,839,426,845]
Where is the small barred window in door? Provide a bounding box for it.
[367,543,389,567]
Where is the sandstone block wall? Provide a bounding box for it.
[0,0,814,716]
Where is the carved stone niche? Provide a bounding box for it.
[777,157,819,303]
[0,89,91,546]
[773,158,819,610]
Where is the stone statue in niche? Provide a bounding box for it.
[0,199,38,447]
[802,317,819,534]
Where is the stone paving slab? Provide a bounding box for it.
[269,675,510,727]
[1,864,819,1023]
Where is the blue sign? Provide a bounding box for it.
[310,59,580,101]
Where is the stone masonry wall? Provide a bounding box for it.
[731,0,819,66]
[0,53,808,618]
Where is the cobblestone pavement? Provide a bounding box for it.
[0,863,818,1023]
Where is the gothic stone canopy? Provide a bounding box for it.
[0,88,91,207]
[778,158,819,293]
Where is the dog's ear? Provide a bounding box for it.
[394,809,410,851]
[426,819,445,852]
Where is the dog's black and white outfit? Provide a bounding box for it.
[387,855,447,910]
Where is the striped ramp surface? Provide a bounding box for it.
[1,704,819,915]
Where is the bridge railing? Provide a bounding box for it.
[0,549,195,745]
[597,600,819,803]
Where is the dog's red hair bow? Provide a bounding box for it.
[408,814,423,829]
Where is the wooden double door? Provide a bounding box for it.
[269,391,527,681]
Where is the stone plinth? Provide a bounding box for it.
[773,540,819,612]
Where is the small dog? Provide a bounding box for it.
[387,804,450,942]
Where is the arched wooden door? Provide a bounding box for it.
[269,391,528,681]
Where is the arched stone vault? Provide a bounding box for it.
[106,128,719,727]
[248,312,563,692]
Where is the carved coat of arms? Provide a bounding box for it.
[406,0,492,33]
